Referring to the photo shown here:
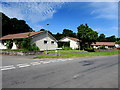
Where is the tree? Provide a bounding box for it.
[62,29,77,38]
[53,33,64,40]
[2,12,34,36]
[77,24,98,49]
[106,35,116,42]
[98,34,106,42]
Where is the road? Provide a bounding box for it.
[1,55,118,88]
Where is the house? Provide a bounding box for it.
[59,36,82,49]
[0,31,58,51]
[91,42,115,49]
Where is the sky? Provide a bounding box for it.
[0,1,118,37]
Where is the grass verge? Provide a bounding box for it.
[34,50,120,59]
[44,50,86,54]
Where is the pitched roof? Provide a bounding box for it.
[60,36,81,42]
[91,42,115,46]
[0,31,46,40]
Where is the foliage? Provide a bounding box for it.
[5,40,13,49]
[21,36,31,49]
[115,40,120,44]
[21,36,39,51]
[62,29,77,38]
[58,41,70,48]
[106,35,116,42]
[27,46,39,51]
[77,24,98,49]
[62,47,72,50]
[98,34,106,42]
[2,12,34,37]
[97,45,107,50]
[84,46,95,52]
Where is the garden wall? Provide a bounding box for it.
[0,50,44,56]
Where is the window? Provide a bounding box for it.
[44,40,47,44]
[51,41,54,44]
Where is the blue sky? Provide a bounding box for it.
[0,1,118,37]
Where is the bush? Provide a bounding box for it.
[27,46,39,51]
[5,40,13,49]
[84,47,94,52]
[62,47,72,50]
[98,45,107,50]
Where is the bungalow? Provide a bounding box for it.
[59,36,82,49]
[0,31,58,51]
[91,42,115,49]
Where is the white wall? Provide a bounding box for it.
[32,32,58,51]
[0,41,7,49]
[115,44,120,48]
[12,42,17,49]
[60,38,79,49]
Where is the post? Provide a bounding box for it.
[46,30,48,54]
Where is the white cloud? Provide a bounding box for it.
[90,2,118,20]
[0,2,64,23]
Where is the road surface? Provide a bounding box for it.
[1,55,118,88]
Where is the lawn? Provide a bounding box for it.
[34,50,120,59]
[0,49,28,51]
[44,50,87,54]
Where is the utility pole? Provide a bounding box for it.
[45,24,49,54]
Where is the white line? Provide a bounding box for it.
[31,62,41,65]
[1,66,16,71]
[42,62,51,64]
[17,64,31,68]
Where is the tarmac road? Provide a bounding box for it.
[1,55,118,88]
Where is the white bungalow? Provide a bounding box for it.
[59,36,82,49]
[0,31,58,51]
[91,42,115,49]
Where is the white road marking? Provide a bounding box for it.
[73,74,80,79]
[1,65,16,71]
[31,62,41,65]
[1,58,74,71]
[17,63,31,68]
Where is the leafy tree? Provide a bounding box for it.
[62,29,77,38]
[53,33,64,40]
[106,35,116,42]
[77,24,98,49]
[2,12,34,36]
[98,34,106,42]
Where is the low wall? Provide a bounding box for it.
[0,50,44,56]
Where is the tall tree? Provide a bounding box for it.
[62,29,77,38]
[106,35,116,42]
[98,33,106,42]
[77,24,98,49]
[2,12,34,36]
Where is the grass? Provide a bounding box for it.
[0,49,28,51]
[44,50,86,54]
[34,50,120,59]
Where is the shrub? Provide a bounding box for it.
[21,37,31,49]
[84,46,94,52]
[5,40,13,49]
[62,47,72,50]
[98,45,107,50]
[27,46,40,51]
